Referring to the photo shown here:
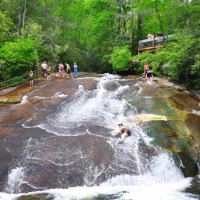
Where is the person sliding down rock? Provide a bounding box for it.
[113,123,131,144]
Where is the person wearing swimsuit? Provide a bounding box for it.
[65,63,73,78]
[114,123,131,143]
[144,63,149,79]
[146,69,153,81]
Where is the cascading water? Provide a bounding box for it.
[5,167,25,193]
[0,74,199,200]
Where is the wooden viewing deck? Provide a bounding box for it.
[138,34,174,53]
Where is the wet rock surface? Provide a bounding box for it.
[0,74,200,198]
[17,194,53,200]
[0,76,100,191]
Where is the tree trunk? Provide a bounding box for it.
[130,0,134,54]
[117,13,121,37]
[117,0,126,38]
[17,0,22,36]
[137,0,142,41]
[137,14,142,43]
[22,0,27,30]
[33,0,37,20]
[123,19,127,38]
[154,1,163,34]
[43,0,47,30]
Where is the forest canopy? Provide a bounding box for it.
[0,0,199,88]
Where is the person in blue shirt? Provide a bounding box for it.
[73,62,78,78]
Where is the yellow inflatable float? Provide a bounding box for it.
[127,114,168,124]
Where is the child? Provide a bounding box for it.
[29,70,34,86]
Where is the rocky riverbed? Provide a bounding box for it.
[0,74,200,200]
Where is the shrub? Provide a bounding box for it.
[135,33,200,89]
[109,46,132,72]
[0,36,40,80]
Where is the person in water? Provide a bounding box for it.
[113,123,131,143]
[146,68,153,81]
[143,63,149,79]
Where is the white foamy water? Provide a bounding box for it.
[20,95,28,104]
[146,80,154,85]
[0,175,196,200]
[5,167,25,193]
[192,109,200,115]
[28,74,137,136]
[2,74,199,200]
[33,92,68,99]
[51,179,194,200]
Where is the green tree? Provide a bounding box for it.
[0,37,40,80]
[0,12,13,44]
[0,0,199,88]
[110,46,132,71]
[136,33,200,89]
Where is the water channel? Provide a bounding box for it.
[0,74,200,200]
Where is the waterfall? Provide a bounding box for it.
[1,74,199,200]
[5,167,25,193]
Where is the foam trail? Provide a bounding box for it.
[32,74,136,135]
[5,167,25,193]
[0,177,196,200]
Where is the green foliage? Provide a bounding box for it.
[0,11,13,44]
[0,37,40,80]
[166,34,200,88]
[136,33,200,89]
[38,27,62,63]
[59,47,83,67]
[0,0,199,89]
[191,54,200,75]
[189,53,200,89]
[82,0,117,69]
[22,21,43,41]
[109,46,132,71]
[0,74,28,88]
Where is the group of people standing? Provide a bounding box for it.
[29,61,78,86]
[57,62,78,78]
[40,61,78,79]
